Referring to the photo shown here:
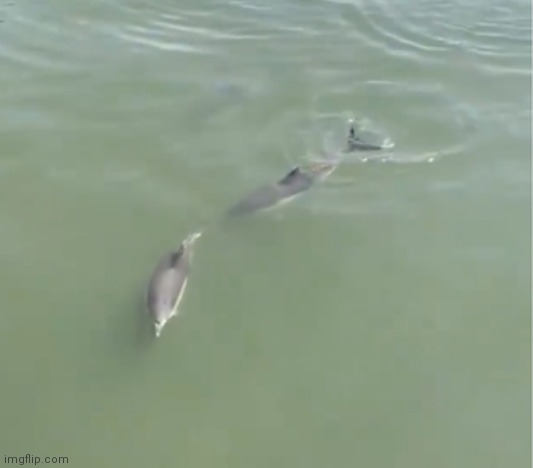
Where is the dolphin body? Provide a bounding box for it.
[225,162,336,218]
[146,231,202,337]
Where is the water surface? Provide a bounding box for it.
[0,0,530,467]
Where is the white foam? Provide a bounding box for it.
[380,137,395,149]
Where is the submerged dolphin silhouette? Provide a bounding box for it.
[225,161,336,217]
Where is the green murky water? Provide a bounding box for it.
[0,0,530,466]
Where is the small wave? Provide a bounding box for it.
[113,30,213,54]
[324,0,531,72]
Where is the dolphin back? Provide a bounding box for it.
[226,184,282,217]
[147,251,190,321]
[277,171,314,197]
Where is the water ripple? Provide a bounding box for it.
[1,0,529,225]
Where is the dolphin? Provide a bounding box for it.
[225,161,337,218]
[344,119,387,152]
[146,231,202,338]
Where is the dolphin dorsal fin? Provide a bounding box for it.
[169,246,184,266]
[279,167,301,185]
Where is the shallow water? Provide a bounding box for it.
[0,0,530,467]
